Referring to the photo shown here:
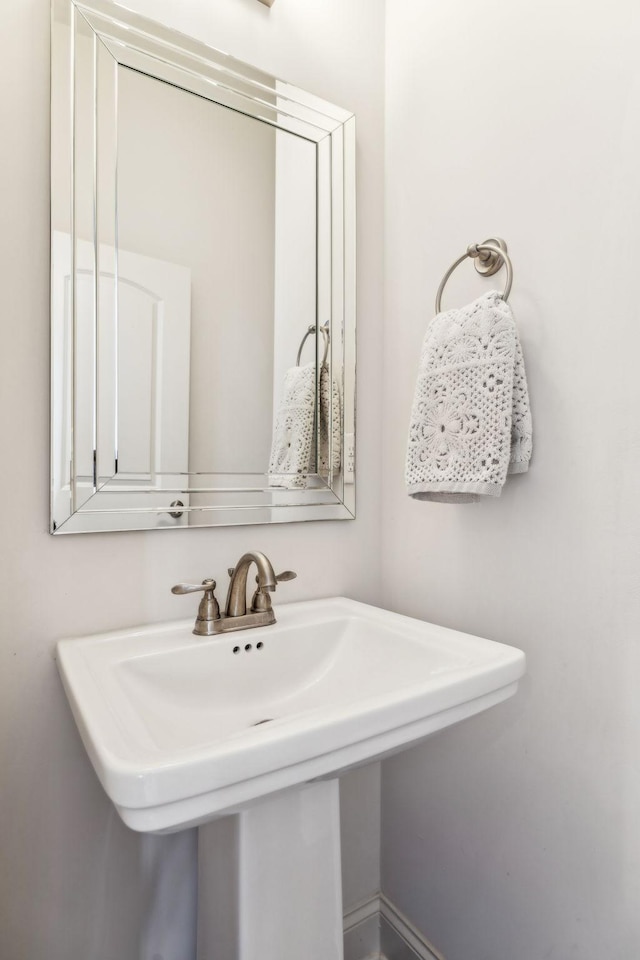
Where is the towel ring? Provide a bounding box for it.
[435,238,513,314]
[296,324,329,366]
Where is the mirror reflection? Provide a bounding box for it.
[118,68,317,477]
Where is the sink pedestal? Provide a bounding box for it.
[237,779,342,960]
[199,779,343,960]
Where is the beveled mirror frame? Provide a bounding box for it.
[50,0,356,533]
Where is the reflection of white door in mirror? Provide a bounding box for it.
[51,232,191,530]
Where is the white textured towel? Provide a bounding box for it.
[269,363,341,488]
[405,291,532,502]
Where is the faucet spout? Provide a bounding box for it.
[226,551,277,618]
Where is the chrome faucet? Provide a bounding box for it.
[172,550,296,636]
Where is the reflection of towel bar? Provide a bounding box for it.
[296,324,330,366]
[435,238,513,313]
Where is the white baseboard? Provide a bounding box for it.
[344,894,445,960]
[343,908,380,960]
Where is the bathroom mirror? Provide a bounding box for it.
[51,0,355,533]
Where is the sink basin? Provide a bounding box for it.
[57,597,525,833]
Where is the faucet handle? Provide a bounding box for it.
[253,570,297,584]
[171,579,221,637]
[172,579,217,595]
[276,570,297,582]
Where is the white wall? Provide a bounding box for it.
[0,1,384,957]
[382,1,640,958]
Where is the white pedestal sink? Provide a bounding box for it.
[57,597,526,960]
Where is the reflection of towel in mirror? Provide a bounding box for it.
[269,362,341,489]
[405,291,532,502]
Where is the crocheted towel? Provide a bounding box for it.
[269,363,341,489]
[405,291,532,502]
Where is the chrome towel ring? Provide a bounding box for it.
[435,237,513,314]
[296,324,329,366]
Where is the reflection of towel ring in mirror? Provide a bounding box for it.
[296,324,330,366]
[435,238,513,314]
